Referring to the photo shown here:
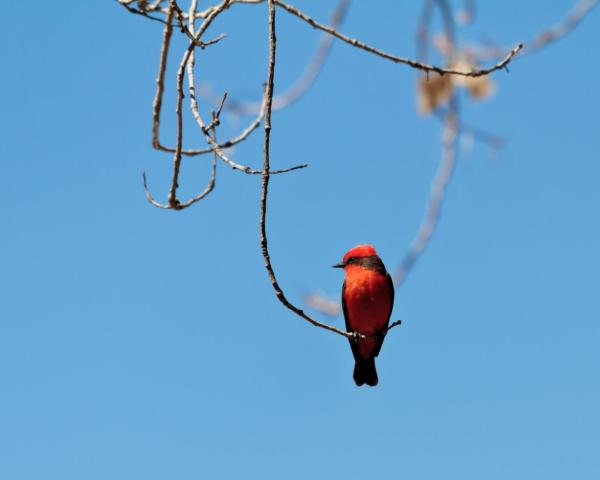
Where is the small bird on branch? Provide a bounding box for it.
[334,244,395,387]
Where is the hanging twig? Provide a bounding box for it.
[144,0,233,209]
[259,0,359,340]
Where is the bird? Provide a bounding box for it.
[333,244,394,386]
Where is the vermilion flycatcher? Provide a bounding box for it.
[334,244,394,386]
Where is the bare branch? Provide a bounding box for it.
[259,0,356,340]
[275,0,522,78]
[184,1,307,175]
[118,0,175,25]
[455,119,504,151]
[142,134,216,210]
[155,104,267,157]
[145,0,233,209]
[393,98,459,285]
[151,2,174,151]
[145,0,306,208]
[150,0,267,158]
[382,319,403,335]
[172,1,229,48]
[527,0,598,53]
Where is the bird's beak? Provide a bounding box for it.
[332,262,346,269]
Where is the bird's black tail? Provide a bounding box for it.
[353,358,378,387]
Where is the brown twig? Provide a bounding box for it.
[275,0,522,78]
[151,1,174,151]
[184,1,307,175]
[382,320,403,335]
[118,0,174,25]
[144,0,307,209]
[142,130,217,210]
[150,1,267,158]
[259,0,357,340]
[139,0,520,164]
[172,1,229,48]
[144,0,233,209]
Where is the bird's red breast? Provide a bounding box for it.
[343,264,393,359]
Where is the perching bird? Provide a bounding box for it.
[334,244,394,386]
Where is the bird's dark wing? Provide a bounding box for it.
[342,279,361,361]
[373,272,395,358]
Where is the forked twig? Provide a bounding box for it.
[142,130,217,210]
[151,1,267,157]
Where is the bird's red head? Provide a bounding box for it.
[343,244,377,263]
[333,244,380,269]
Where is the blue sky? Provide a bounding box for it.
[1,1,599,479]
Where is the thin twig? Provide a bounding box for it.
[275,0,522,77]
[259,0,356,340]
[382,319,402,335]
[528,0,598,53]
[185,1,307,175]
[454,119,504,151]
[142,135,216,210]
[172,1,229,48]
[393,97,459,285]
[151,0,266,158]
[144,0,233,209]
[118,0,175,25]
[152,2,174,150]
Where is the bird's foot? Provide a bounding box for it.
[349,331,363,342]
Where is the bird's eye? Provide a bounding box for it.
[348,257,356,263]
